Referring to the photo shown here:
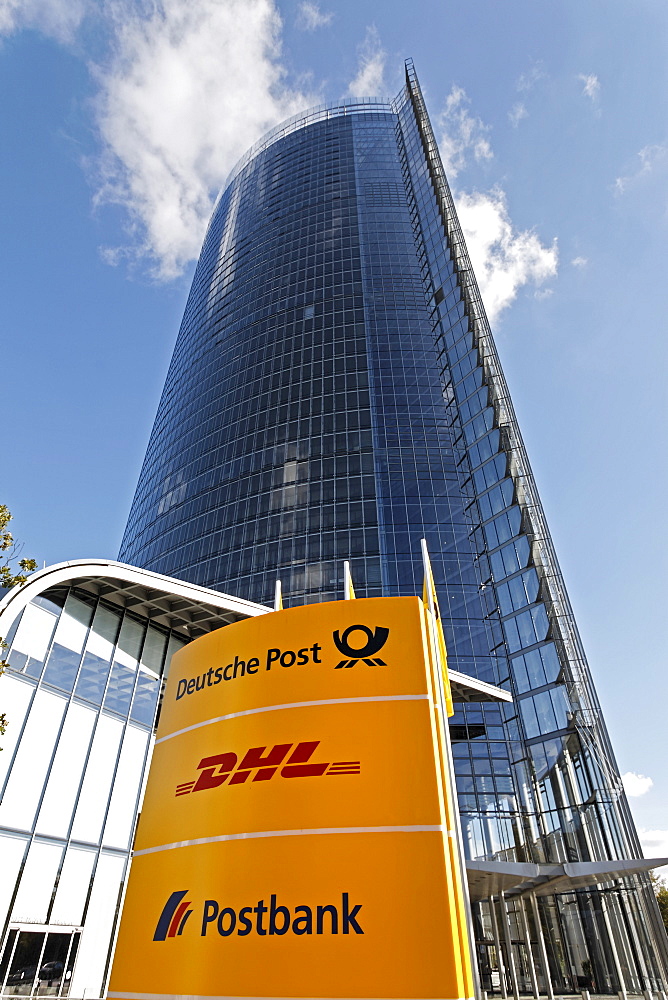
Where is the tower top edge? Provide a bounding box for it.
[218,93,401,198]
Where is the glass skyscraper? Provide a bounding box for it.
[119,63,668,994]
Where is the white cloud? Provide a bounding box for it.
[454,187,558,323]
[437,86,493,179]
[638,829,668,866]
[579,73,600,102]
[571,256,588,268]
[508,102,528,128]
[93,0,316,280]
[296,1,333,30]
[517,63,545,93]
[347,25,386,99]
[622,771,654,797]
[0,0,88,42]
[614,143,668,195]
[436,85,556,321]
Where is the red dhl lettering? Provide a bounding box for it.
[175,741,361,796]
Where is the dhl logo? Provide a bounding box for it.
[176,741,360,796]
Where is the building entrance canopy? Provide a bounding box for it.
[466,857,668,901]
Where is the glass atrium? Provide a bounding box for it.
[0,562,265,1000]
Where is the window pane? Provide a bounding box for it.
[36,932,70,996]
[0,834,28,932]
[534,690,558,733]
[163,634,188,681]
[541,643,561,683]
[70,715,123,844]
[140,626,168,675]
[74,605,121,705]
[11,840,63,922]
[74,650,112,706]
[7,603,57,678]
[115,616,145,668]
[103,662,136,716]
[68,854,126,1000]
[524,648,547,688]
[35,702,96,839]
[520,697,540,739]
[0,676,34,789]
[49,847,96,926]
[6,931,45,995]
[42,595,94,693]
[103,725,150,849]
[0,929,18,989]
[0,689,66,831]
[130,671,160,727]
[62,932,79,997]
[510,654,530,693]
[551,686,571,730]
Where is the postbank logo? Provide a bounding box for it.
[153,890,194,940]
[175,739,361,796]
[153,891,364,940]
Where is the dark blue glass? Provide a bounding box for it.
[117,75,668,992]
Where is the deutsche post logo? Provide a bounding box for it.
[332,624,389,669]
[176,740,360,796]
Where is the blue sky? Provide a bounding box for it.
[2,0,667,857]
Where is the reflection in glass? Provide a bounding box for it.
[103,616,144,716]
[36,933,70,996]
[5,930,44,996]
[74,605,121,705]
[114,616,144,668]
[42,595,94,692]
[0,929,18,991]
[0,930,80,999]
[163,634,187,681]
[7,603,58,679]
[140,626,167,675]
[130,671,159,727]
[103,662,136,716]
[62,934,79,998]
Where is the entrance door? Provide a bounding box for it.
[0,929,80,998]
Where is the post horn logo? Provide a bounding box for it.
[332,624,390,669]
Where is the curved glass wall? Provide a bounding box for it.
[118,65,668,993]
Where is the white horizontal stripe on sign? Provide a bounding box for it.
[157,694,430,744]
[107,993,473,1000]
[134,825,444,857]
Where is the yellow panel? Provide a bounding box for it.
[136,698,443,851]
[158,597,430,736]
[109,832,469,1000]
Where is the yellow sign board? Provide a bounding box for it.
[108,596,474,1000]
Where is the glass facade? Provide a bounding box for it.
[0,582,187,1000]
[118,65,668,993]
